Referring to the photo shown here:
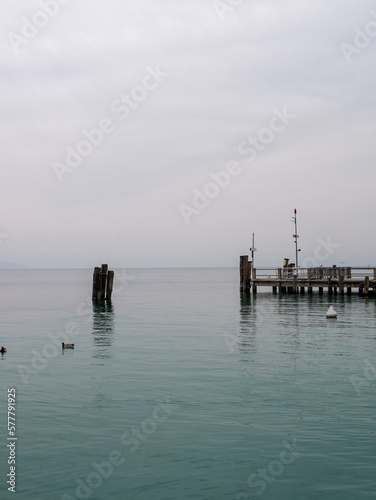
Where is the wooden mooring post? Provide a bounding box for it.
[338,274,344,295]
[92,264,115,304]
[239,255,250,292]
[364,276,370,296]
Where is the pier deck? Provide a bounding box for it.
[239,256,376,296]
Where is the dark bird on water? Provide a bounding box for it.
[62,343,74,349]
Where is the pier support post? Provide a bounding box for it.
[365,276,370,296]
[277,269,283,293]
[328,278,332,295]
[308,286,312,294]
[239,256,250,292]
[339,274,344,295]
[319,287,323,295]
[300,287,305,295]
[272,286,277,294]
[252,268,257,294]
[292,274,297,294]
[347,287,352,295]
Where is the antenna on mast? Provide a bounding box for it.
[250,233,257,275]
[291,209,301,269]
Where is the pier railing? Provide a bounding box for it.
[252,267,376,280]
[239,256,376,294]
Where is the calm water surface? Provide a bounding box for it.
[0,268,375,499]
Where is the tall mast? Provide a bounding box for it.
[250,232,256,275]
[292,209,300,269]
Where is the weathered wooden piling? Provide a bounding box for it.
[239,256,250,292]
[338,274,344,295]
[92,267,101,301]
[364,276,370,296]
[92,264,115,304]
[106,270,114,303]
[252,268,257,294]
[101,264,108,298]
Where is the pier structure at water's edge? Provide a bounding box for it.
[239,255,376,296]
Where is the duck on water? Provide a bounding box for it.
[62,343,74,349]
[0,346,7,353]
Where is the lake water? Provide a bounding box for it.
[0,268,375,499]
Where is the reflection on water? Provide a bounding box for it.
[238,292,343,365]
[237,291,376,373]
[92,303,115,360]
[238,292,257,357]
[61,348,75,357]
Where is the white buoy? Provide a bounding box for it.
[326,306,337,318]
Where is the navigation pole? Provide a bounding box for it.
[292,209,301,269]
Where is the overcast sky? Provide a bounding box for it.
[0,0,375,269]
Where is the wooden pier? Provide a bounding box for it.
[239,256,376,296]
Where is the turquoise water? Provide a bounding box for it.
[0,268,376,499]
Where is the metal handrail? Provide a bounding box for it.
[252,267,376,280]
